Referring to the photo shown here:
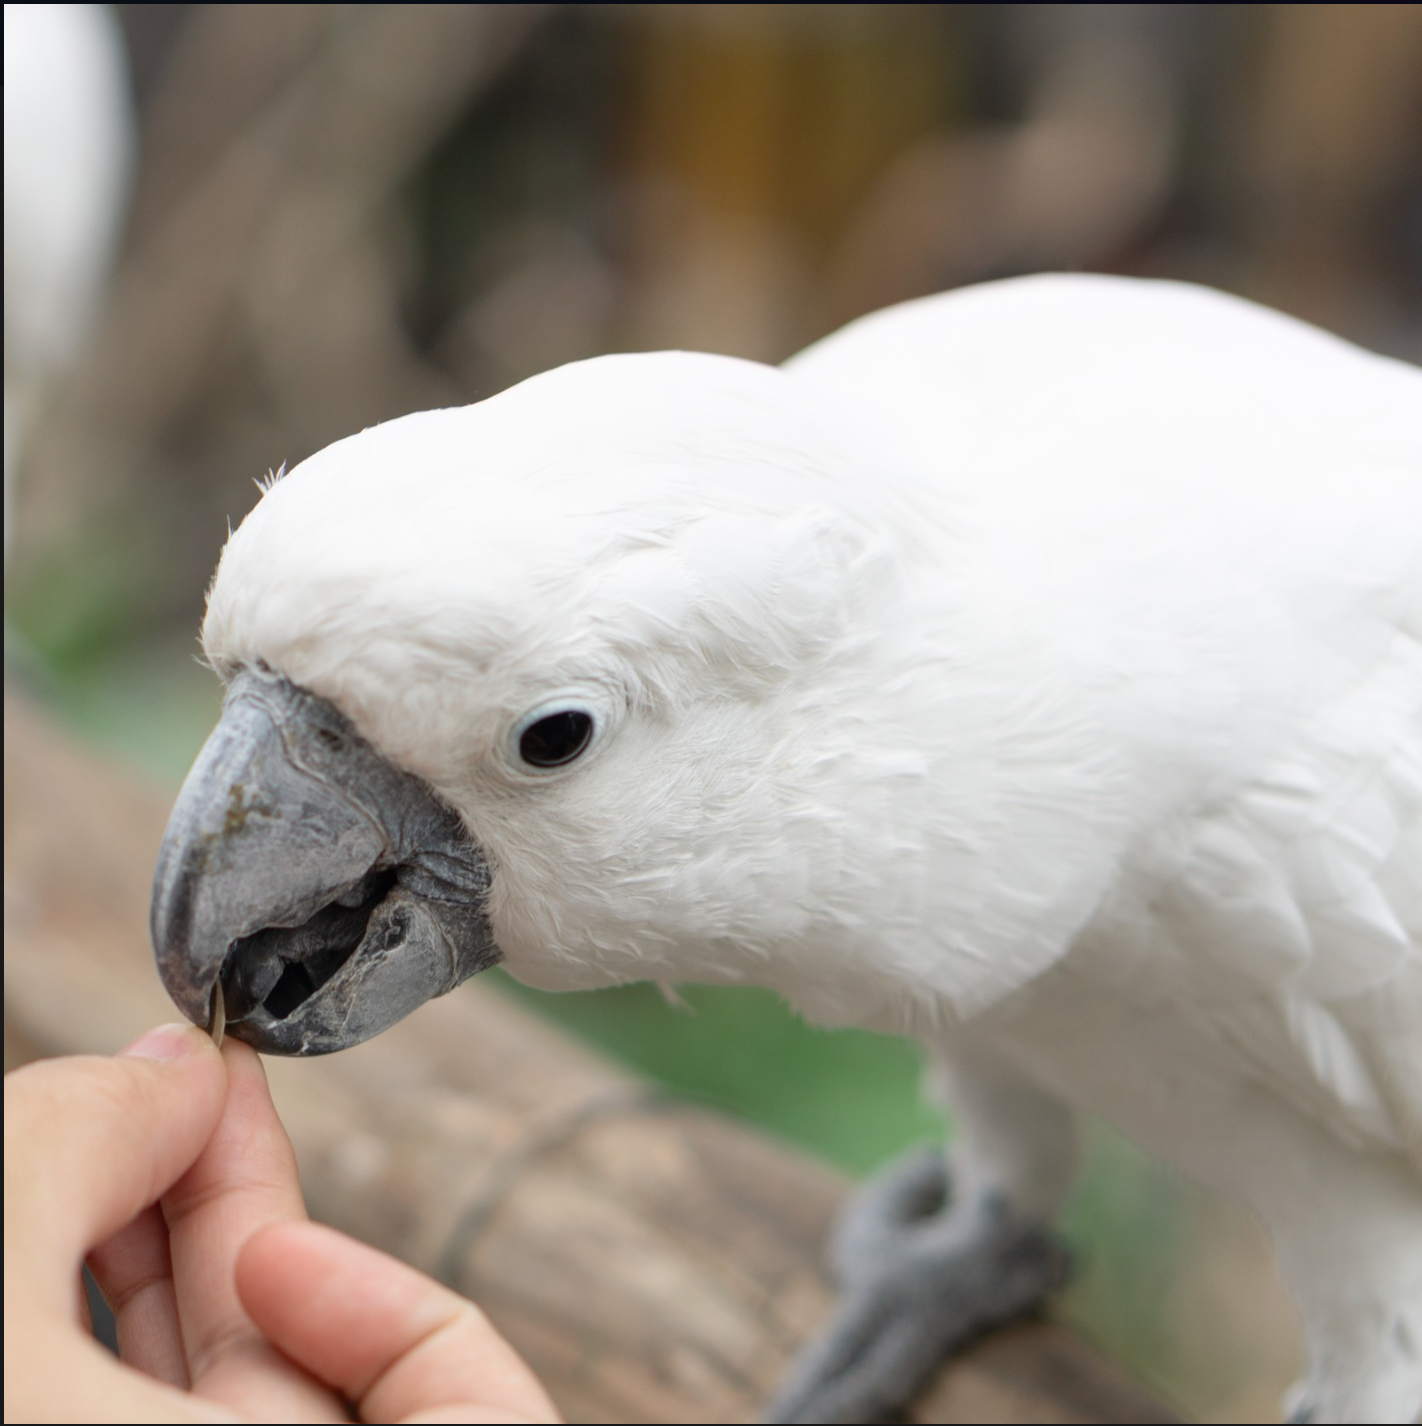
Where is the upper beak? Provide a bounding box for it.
[151,666,499,1055]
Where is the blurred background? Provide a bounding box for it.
[6,4,1421,1419]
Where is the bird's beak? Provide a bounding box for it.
[151,667,499,1055]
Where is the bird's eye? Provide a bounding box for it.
[519,709,594,768]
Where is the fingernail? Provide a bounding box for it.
[119,1023,204,1061]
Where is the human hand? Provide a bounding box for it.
[4,1025,560,1423]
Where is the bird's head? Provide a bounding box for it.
[152,351,917,1053]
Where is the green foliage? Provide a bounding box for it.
[493,974,946,1175]
[6,515,170,674]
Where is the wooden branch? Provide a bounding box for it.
[3,696,1171,1424]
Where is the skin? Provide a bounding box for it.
[3,1023,560,1424]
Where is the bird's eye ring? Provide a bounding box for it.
[516,705,595,769]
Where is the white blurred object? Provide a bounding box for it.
[4,2,135,543]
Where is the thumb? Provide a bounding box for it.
[4,1024,227,1307]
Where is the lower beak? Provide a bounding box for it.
[151,667,499,1055]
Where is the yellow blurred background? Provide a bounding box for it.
[6,6,1421,1421]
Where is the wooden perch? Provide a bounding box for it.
[4,696,1171,1424]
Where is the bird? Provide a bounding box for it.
[151,274,1422,1424]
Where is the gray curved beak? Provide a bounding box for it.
[151,667,499,1055]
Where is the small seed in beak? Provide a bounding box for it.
[205,981,226,1048]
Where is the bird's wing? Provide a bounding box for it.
[1157,606,1422,1171]
[792,276,1422,1146]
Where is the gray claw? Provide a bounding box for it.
[828,1147,950,1285]
[767,1152,1070,1425]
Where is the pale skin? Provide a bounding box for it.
[3,1023,561,1424]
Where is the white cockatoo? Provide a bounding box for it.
[3,3,134,538]
[152,275,1421,1424]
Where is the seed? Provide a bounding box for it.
[205,981,226,1048]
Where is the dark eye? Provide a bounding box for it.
[519,709,594,768]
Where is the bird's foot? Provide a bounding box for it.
[766,1148,1069,1424]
